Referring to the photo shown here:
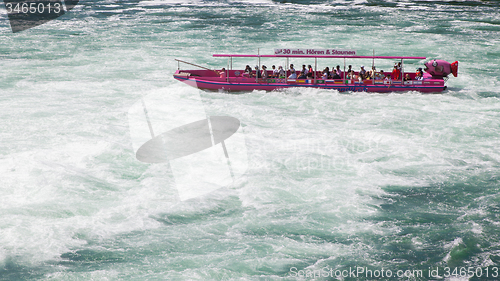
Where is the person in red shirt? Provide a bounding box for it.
[307,65,314,78]
[392,65,401,80]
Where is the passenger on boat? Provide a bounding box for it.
[404,74,411,81]
[219,68,227,78]
[416,71,424,80]
[359,66,367,80]
[392,65,401,80]
[331,70,341,80]
[278,66,285,78]
[307,65,314,78]
[272,65,279,78]
[288,64,297,79]
[347,65,352,73]
[336,65,342,79]
[347,70,356,80]
[255,66,262,78]
[374,69,385,79]
[298,65,307,79]
[244,65,253,77]
[384,75,392,81]
[415,67,423,77]
[366,70,373,80]
[322,67,330,79]
[261,65,268,79]
[371,66,377,78]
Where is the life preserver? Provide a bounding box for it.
[451,61,458,77]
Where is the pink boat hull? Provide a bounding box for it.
[173,69,446,93]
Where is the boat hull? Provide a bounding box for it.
[173,74,446,93]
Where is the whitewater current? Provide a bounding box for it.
[1,0,500,280]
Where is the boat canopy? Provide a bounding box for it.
[213,54,426,60]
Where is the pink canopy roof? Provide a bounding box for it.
[213,54,426,60]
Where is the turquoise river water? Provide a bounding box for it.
[1,0,500,280]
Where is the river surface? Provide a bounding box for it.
[1,0,500,280]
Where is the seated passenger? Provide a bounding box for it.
[336,65,343,79]
[331,70,341,80]
[288,64,297,79]
[219,68,226,78]
[298,65,307,79]
[375,69,385,79]
[307,65,314,78]
[415,67,423,78]
[261,65,268,79]
[322,67,330,79]
[366,70,373,80]
[348,70,357,81]
[272,65,279,78]
[278,66,285,78]
[346,70,354,79]
[404,74,411,81]
[243,65,252,77]
[255,66,262,78]
[359,66,367,80]
[369,66,377,79]
[416,71,424,80]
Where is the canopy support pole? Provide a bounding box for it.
[344,58,346,85]
[314,57,317,82]
[372,50,375,85]
[286,57,288,83]
[401,58,404,83]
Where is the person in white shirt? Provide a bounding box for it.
[322,67,330,79]
[288,64,297,79]
[416,72,424,80]
[261,65,268,79]
[272,65,279,78]
[278,66,285,78]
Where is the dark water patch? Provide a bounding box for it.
[60,249,126,264]
[365,0,399,8]
[272,0,325,4]
[242,222,358,246]
[414,0,500,8]
[486,52,500,58]
[478,91,500,98]
[152,197,244,225]
[363,173,500,273]
[0,258,49,281]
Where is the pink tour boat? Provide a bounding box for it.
[173,49,458,93]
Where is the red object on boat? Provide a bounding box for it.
[451,61,459,77]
